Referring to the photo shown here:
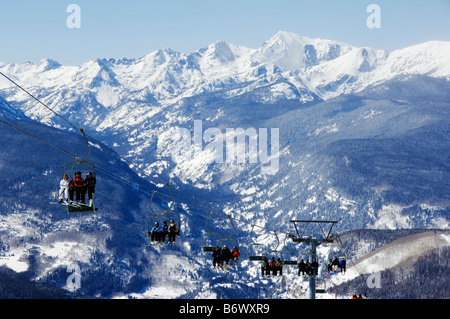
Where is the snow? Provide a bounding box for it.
[369,204,412,230]
[375,41,450,80]
[1,33,449,121]
[348,231,447,276]
[0,252,28,272]
[312,231,450,299]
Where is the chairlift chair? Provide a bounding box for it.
[202,211,238,253]
[326,248,347,273]
[248,230,294,265]
[146,185,181,240]
[61,129,98,213]
[248,224,267,261]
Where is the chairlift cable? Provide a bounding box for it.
[0,72,80,132]
[0,117,75,158]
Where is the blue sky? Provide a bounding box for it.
[0,0,449,65]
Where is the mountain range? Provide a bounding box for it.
[0,31,449,299]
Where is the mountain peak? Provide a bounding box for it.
[252,31,355,71]
[269,31,312,45]
[200,40,252,64]
[38,58,61,72]
[252,31,310,71]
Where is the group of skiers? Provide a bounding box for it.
[297,258,319,277]
[258,256,347,278]
[58,171,96,206]
[149,220,179,245]
[211,245,240,270]
[261,256,283,277]
[327,256,346,274]
[297,256,346,277]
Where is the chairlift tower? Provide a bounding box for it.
[289,220,338,300]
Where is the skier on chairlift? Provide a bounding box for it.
[69,171,85,204]
[340,257,346,274]
[274,258,283,276]
[305,259,312,276]
[311,258,319,276]
[332,256,340,271]
[221,245,232,269]
[269,257,276,276]
[58,174,69,204]
[231,246,240,269]
[212,246,222,270]
[150,222,160,244]
[327,258,333,273]
[298,259,306,276]
[168,220,178,245]
[261,256,269,277]
[85,172,96,207]
[159,220,169,244]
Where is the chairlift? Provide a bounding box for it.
[247,229,298,266]
[281,232,298,266]
[60,129,98,213]
[326,248,347,274]
[202,211,241,270]
[145,184,181,242]
[315,279,327,294]
[248,224,266,261]
[202,211,239,253]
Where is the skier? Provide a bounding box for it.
[305,259,311,276]
[221,245,232,269]
[212,246,222,270]
[275,258,283,276]
[58,174,69,204]
[327,258,333,273]
[168,220,178,245]
[150,222,160,244]
[261,256,269,277]
[231,246,240,268]
[85,172,96,207]
[332,256,340,271]
[269,257,276,276]
[298,259,306,276]
[311,258,319,276]
[69,171,86,203]
[340,257,346,274]
[159,220,169,244]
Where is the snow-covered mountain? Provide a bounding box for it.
[0,31,449,299]
[2,31,449,128]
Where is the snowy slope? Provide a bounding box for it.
[316,230,450,299]
[0,95,25,119]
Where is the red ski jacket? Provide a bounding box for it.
[70,177,85,189]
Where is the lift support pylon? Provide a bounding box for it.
[289,220,338,299]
